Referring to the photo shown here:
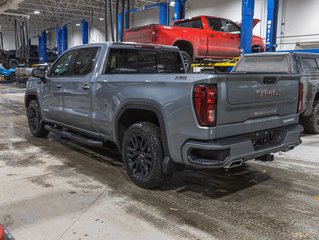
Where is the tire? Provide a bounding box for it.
[2,61,10,70]
[301,101,319,134]
[3,75,10,80]
[122,122,165,189]
[252,45,263,53]
[180,51,192,72]
[9,58,19,68]
[9,72,15,81]
[27,100,49,138]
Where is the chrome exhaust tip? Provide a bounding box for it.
[224,159,244,169]
[285,145,296,152]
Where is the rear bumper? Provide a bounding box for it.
[181,124,303,169]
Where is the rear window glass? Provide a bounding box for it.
[233,55,290,73]
[301,58,319,73]
[174,19,203,29]
[105,48,185,74]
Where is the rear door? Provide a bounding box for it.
[205,17,231,57]
[62,47,99,131]
[42,50,75,123]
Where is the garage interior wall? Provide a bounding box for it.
[1,0,318,51]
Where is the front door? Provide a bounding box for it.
[223,19,241,57]
[41,50,75,123]
[62,47,99,132]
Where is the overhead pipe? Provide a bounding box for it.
[109,0,115,41]
[115,0,120,41]
[105,0,109,41]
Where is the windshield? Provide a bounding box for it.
[233,55,290,73]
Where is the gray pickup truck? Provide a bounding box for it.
[25,43,303,188]
[233,52,319,134]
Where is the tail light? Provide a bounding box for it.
[152,27,159,43]
[193,85,217,127]
[298,82,304,113]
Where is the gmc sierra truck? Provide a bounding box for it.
[123,16,264,71]
[233,52,319,134]
[25,42,302,189]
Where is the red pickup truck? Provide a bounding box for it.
[124,15,264,71]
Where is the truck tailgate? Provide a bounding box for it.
[217,74,300,126]
[124,24,158,43]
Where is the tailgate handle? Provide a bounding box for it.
[263,76,277,84]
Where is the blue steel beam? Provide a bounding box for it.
[159,3,170,25]
[56,25,62,56]
[266,0,279,52]
[41,31,48,63]
[38,35,42,62]
[61,25,68,52]
[174,0,186,21]
[240,0,255,54]
[81,20,89,44]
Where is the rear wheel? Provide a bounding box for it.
[122,122,165,189]
[9,72,16,81]
[2,61,10,70]
[252,45,263,53]
[180,51,192,72]
[27,100,49,138]
[301,101,319,134]
[9,58,19,68]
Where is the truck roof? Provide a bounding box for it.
[245,52,319,58]
[64,42,180,52]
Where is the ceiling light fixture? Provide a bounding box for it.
[76,23,81,26]
[99,17,104,21]
[170,1,175,7]
[34,10,40,14]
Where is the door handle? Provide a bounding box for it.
[82,84,91,90]
[56,84,62,89]
[210,34,215,37]
[230,36,235,39]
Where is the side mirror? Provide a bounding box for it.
[32,68,46,80]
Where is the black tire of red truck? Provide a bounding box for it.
[180,51,192,72]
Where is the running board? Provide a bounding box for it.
[45,125,104,148]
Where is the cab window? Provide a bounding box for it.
[70,47,99,76]
[207,18,224,32]
[105,48,185,74]
[174,19,203,29]
[224,19,240,33]
[48,50,75,77]
[301,58,319,73]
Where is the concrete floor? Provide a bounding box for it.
[0,84,319,240]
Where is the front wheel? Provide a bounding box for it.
[301,101,319,134]
[122,122,165,189]
[27,100,49,138]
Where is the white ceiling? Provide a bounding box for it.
[0,0,166,32]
